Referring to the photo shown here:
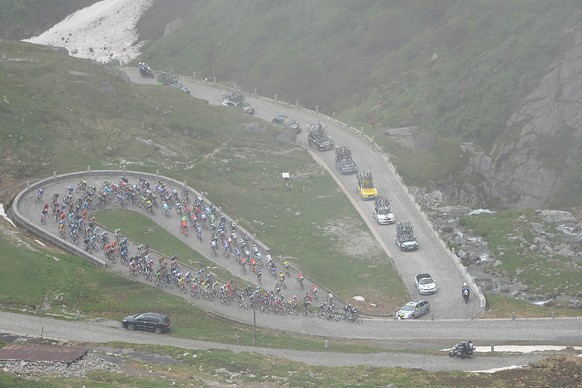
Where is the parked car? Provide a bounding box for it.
[122,312,172,334]
[272,115,301,133]
[415,273,438,295]
[395,299,430,319]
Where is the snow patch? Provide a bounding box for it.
[442,345,582,353]
[471,364,527,374]
[23,0,153,65]
[0,204,16,227]
[468,209,496,216]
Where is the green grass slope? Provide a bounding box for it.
[137,1,580,142]
[0,39,406,314]
[135,0,582,208]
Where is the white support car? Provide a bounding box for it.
[415,273,438,295]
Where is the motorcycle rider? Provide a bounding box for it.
[453,340,475,357]
[462,282,470,299]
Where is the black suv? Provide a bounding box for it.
[307,123,334,151]
[122,312,172,334]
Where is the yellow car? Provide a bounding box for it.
[356,170,378,200]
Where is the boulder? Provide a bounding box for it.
[538,210,577,226]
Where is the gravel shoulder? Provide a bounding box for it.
[0,311,559,372]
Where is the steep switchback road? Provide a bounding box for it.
[124,68,483,319]
[13,172,582,346]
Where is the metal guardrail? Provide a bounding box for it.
[92,68,488,312]
[12,169,270,269]
[175,71,488,312]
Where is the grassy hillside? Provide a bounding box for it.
[137,1,580,143]
[0,39,406,313]
[0,39,252,185]
[139,0,453,111]
[3,0,582,208]
[0,8,581,386]
[133,0,582,208]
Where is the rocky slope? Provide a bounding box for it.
[411,186,582,307]
[446,28,582,210]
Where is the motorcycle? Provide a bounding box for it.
[138,63,154,78]
[449,342,475,359]
[462,287,470,303]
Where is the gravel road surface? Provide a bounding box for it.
[123,68,482,319]
[0,311,559,372]
[14,166,582,348]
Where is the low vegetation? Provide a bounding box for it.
[0,339,580,387]
[131,1,582,208]
[461,210,582,299]
[0,226,380,352]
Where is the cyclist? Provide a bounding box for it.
[180,217,188,235]
[327,292,334,307]
[310,284,318,299]
[297,272,304,285]
[303,293,313,311]
[41,204,49,224]
[162,201,171,215]
[35,188,44,202]
[178,274,186,290]
[58,220,66,236]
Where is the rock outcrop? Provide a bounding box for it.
[446,28,582,209]
[411,186,582,307]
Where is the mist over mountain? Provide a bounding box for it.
[3,0,582,211]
